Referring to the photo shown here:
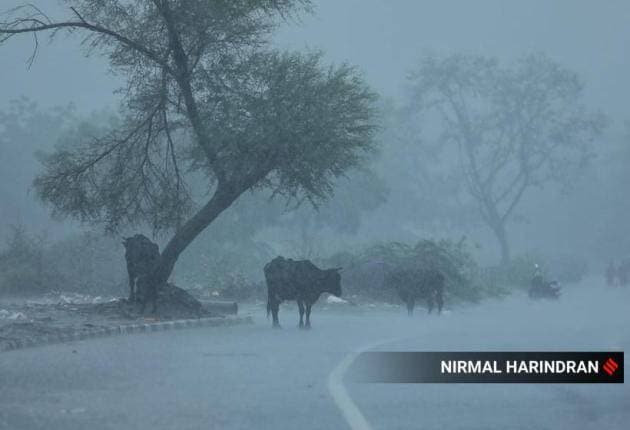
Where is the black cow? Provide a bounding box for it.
[264,256,342,329]
[386,268,445,315]
[122,234,160,307]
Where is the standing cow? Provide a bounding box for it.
[386,267,445,315]
[264,256,342,329]
[122,234,160,309]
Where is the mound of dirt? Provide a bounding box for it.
[153,283,211,318]
[94,283,217,320]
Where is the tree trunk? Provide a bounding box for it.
[151,183,241,286]
[490,220,511,266]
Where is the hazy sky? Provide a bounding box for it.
[2,0,630,124]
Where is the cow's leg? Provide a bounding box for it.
[305,302,312,329]
[271,301,281,328]
[427,293,435,314]
[406,298,414,316]
[298,300,305,329]
[128,269,136,302]
[436,290,443,314]
[149,283,158,314]
[138,276,146,313]
[140,289,146,314]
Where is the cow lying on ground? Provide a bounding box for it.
[264,256,342,329]
[386,267,445,315]
[122,234,160,310]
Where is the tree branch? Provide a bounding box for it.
[152,0,223,182]
[501,179,528,223]
[0,12,171,72]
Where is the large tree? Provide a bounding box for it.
[0,1,378,289]
[406,53,605,264]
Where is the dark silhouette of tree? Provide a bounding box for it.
[1,1,378,289]
[406,53,605,264]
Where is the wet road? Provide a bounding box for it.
[1,281,628,430]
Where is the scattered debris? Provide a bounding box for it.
[0,285,236,352]
[27,292,117,306]
[326,295,349,304]
[0,309,27,320]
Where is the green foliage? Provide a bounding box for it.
[413,239,482,302]
[324,237,486,303]
[2,1,379,289]
[46,231,126,295]
[480,255,538,293]
[216,274,265,301]
[174,228,273,299]
[0,226,125,296]
[3,2,378,235]
[0,226,50,295]
[480,252,590,294]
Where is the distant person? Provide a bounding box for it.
[531,264,544,289]
[529,263,560,299]
[606,261,617,287]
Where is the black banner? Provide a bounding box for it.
[348,351,624,383]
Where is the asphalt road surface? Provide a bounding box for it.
[1,280,628,430]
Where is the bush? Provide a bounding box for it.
[46,231,126,295]
[480,254,538,293]
[412,238,483,302]
[216,272,265,301]
[323,237,486,303]
[0,226,126,297]
[0,226,53,295]
[480,253,589,295]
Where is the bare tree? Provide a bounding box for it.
[407,53,605,264]
[1,1,378,290]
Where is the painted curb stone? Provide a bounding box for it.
[0,316,253,353]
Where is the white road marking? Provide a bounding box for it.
[327,337,407,430]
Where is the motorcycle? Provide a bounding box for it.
[528,279,561,300]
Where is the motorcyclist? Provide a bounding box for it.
[531,264,544,289]
[529,263,560,299]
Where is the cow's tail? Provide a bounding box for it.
[266,300,271,319]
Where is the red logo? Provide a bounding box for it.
[603,358,619,376]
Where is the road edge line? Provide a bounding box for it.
[327,337,406,430]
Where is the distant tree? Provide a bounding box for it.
[376,100,473,236]
[0,225,48,295]
[596,123,630,258]
[0,98,74,235]
[0,1,378,290]
[406,53,605,264]
[274,168,388,258]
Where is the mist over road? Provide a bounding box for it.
[1,280,628,430]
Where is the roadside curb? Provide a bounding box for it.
[0,315,253,353]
